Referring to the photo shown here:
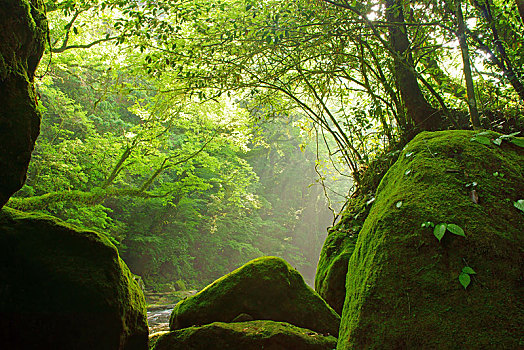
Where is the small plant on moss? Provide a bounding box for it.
[421,222,465,242]
[470,131,524,148]
[458,266,476,289]
[515,200,524,213]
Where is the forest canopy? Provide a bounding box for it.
[8,0,523,289]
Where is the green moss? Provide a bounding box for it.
[0,0,48,208]
[0,208,148,350]
[170,256,340,336]
[152,320,337,350]
[0,0,47,78]
[315,193,373,314]
[338,130,524,349]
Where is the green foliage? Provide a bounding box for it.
[23,0,524,292]
[458,266,476,290]
[8,7,340,289]
[446,224,466,237]
[514,199,524,213]
[471,131,524,149]
[422,222,466,242]
[433,223,447,242]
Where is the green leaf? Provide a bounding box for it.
[509,138,524,148]
[396,201,402,208]
[499,132,520,139]
[459,272,471,289]
[421,221,434,228]
[405,169,412,175]
[492,138,502,146]
[474,131,491,136]
[433,223,447,241]
[514,199,524,212]
[447,224,465,237]
[405,151,414,158]
[462,266,476,275]
[470,136,491,145]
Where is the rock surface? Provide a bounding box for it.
[338,130,524,349]
[170,256,340,336]
[0,208,148,350]
[151,320,337,350]
[0,0,47,208]
[315,194,373,314]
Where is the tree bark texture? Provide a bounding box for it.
[455,0,480,128]
[385,0,440,131]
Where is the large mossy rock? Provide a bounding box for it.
[315,194,372,314]
[338,130,524,349]
[151,320,337,350]
[0,209,148,350]
[170,256,340,336]
[0,0,47,208]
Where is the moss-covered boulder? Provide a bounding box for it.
[151,320,337,350]
[315,232,355,315]
[0,0,47,208]
[338,130,524,349]
[170,256,340,336]
[315,194,372,314]
[0,209,148,350]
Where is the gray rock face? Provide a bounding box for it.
[0,0,47,208]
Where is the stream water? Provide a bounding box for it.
[147,304,174,333]
[146,290,198,334]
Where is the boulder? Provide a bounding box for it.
[151,320,337,350]
[0,0,47,208]
[0,208,148,350]
[338,130,524,349]
[315,194,372,314]
[170,256,340,336]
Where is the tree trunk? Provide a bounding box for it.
[471,0,524,103]
[455,0,481,128]
[516,0,524,25]
[385,0,440,131]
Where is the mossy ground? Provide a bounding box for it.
[0,208,148,350]
[170,256,340,336]
[151,320,337,350]
[338,130,524,349]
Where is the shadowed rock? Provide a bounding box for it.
[170,256,340,336]
[152,320,337,350]
[0,208,149,350]
[0,0,47,208]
